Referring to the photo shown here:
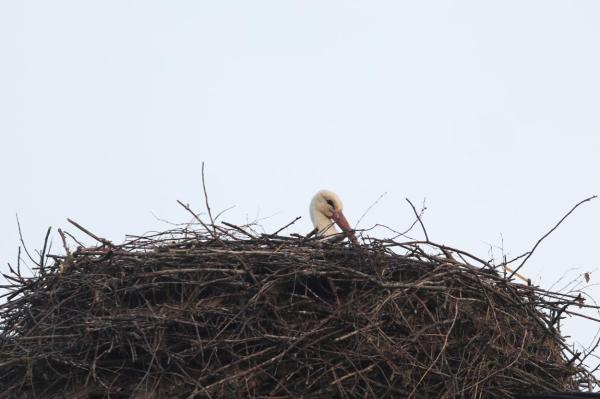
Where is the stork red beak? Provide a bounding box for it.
[332,211,359,246]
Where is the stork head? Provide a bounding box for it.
[309,190,358,244]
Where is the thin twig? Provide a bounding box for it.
[201,162,215,228]
[270,216,302,236]
[176,200,218,240]
[214,205,236,223]
[15,214,37,266]
[221,221,255,239]
[355,192,387,229]
[66,219,114,248]
[405,198,429,242]
[509,195,597,279]
[39,226,52,271]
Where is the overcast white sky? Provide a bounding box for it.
[1,0,599,369]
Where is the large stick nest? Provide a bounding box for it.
[0,222,596,398]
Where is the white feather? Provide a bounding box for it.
[309,189,343,237]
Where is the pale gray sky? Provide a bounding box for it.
[1,0,599,367]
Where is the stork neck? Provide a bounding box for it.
[311,210,338,236]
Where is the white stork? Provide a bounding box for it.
[309,190,358,245]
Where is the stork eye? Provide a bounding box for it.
[326,199,335,208]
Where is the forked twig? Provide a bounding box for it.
[406,198,430,242]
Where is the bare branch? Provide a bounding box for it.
[405,198,430,242]
[509,195,597,280]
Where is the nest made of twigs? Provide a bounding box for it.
[0,223,595,398]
